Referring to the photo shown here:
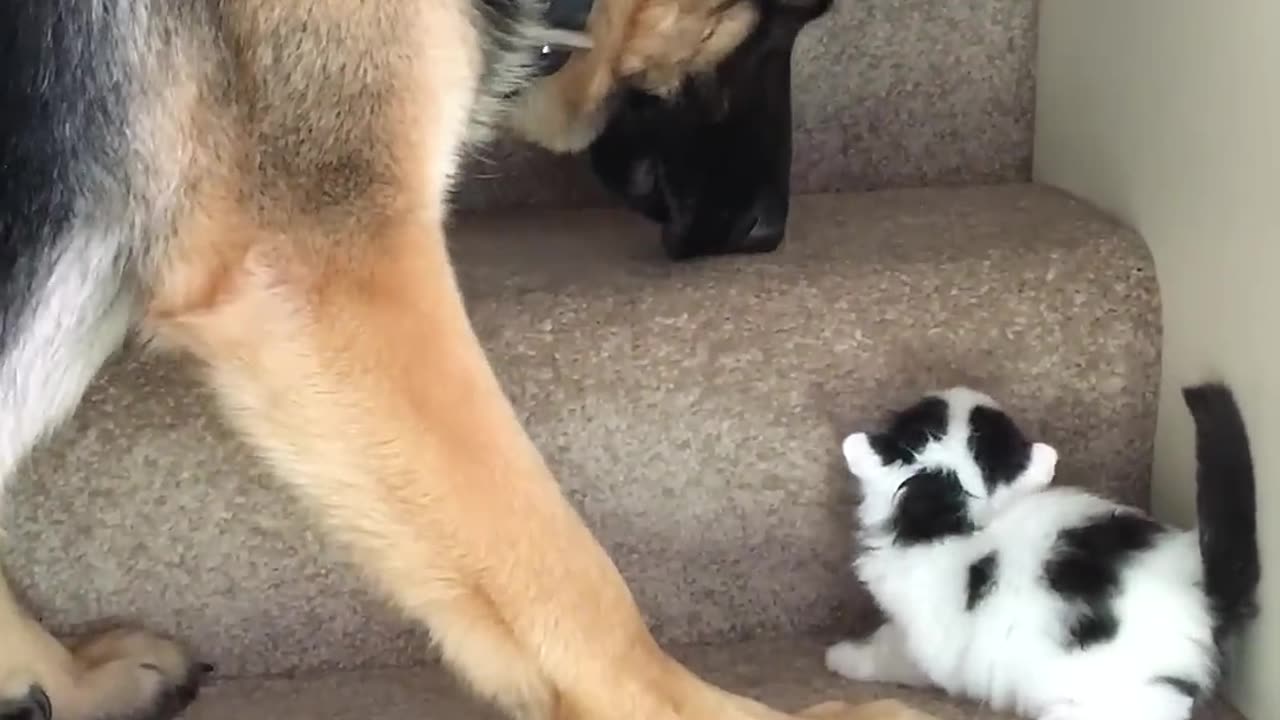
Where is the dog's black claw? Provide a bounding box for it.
[29,688,50,720]
[169,662,213,711]
[133,662,214,720]
[0,685,52,720]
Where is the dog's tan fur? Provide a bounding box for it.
[508,0,759,151]
[0,2,935,719]
[0,574,198,720]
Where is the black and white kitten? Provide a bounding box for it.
[825,384,1259,720]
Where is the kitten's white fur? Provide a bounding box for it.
[826,388,1217,720]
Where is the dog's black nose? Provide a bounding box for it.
[659,194,791,261]
[737,197,788,254]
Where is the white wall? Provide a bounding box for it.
[1033,1,1278,717]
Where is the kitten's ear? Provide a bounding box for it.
[841,432,885,477]
[1020,442,1059,490]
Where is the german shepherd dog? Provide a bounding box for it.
[0,2,935,720]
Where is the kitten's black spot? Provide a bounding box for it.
[870,397,949,464]
[965,552,998,611]
[890,468,976,545]
[1066,610,1118,648]
[1154,676,1203,699]
[967,405,1032,491]
[1043,511,1166,650]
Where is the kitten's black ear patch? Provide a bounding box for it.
[866,433,896,465]
[967,404,1032,491]
[1044,511,1166,650]
[890,469,975,545]
[965,552,998,611]
[872,396,949,464]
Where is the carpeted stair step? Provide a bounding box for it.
[181,637,1243,720]
[2,184,1162,680]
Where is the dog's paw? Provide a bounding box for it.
[0,685,51,720]
[67,627,214,720]
[823,640,878,681]
[124,657,216,720]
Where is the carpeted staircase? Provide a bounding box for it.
[0,2,1247,719]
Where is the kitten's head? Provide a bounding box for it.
[840,387,1058,543]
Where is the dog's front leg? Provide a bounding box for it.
[146,216,706,720]
[145,216,934,720]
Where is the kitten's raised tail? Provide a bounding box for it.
[1183,381,1260,646]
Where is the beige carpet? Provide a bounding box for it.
[3,185,1162,680]
[185,638,1241,720]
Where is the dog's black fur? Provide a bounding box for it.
[587,0,834,260]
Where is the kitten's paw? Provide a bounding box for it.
[1039,689,1192,720]
[1038,702,1084,720]
[824,640,879,681]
